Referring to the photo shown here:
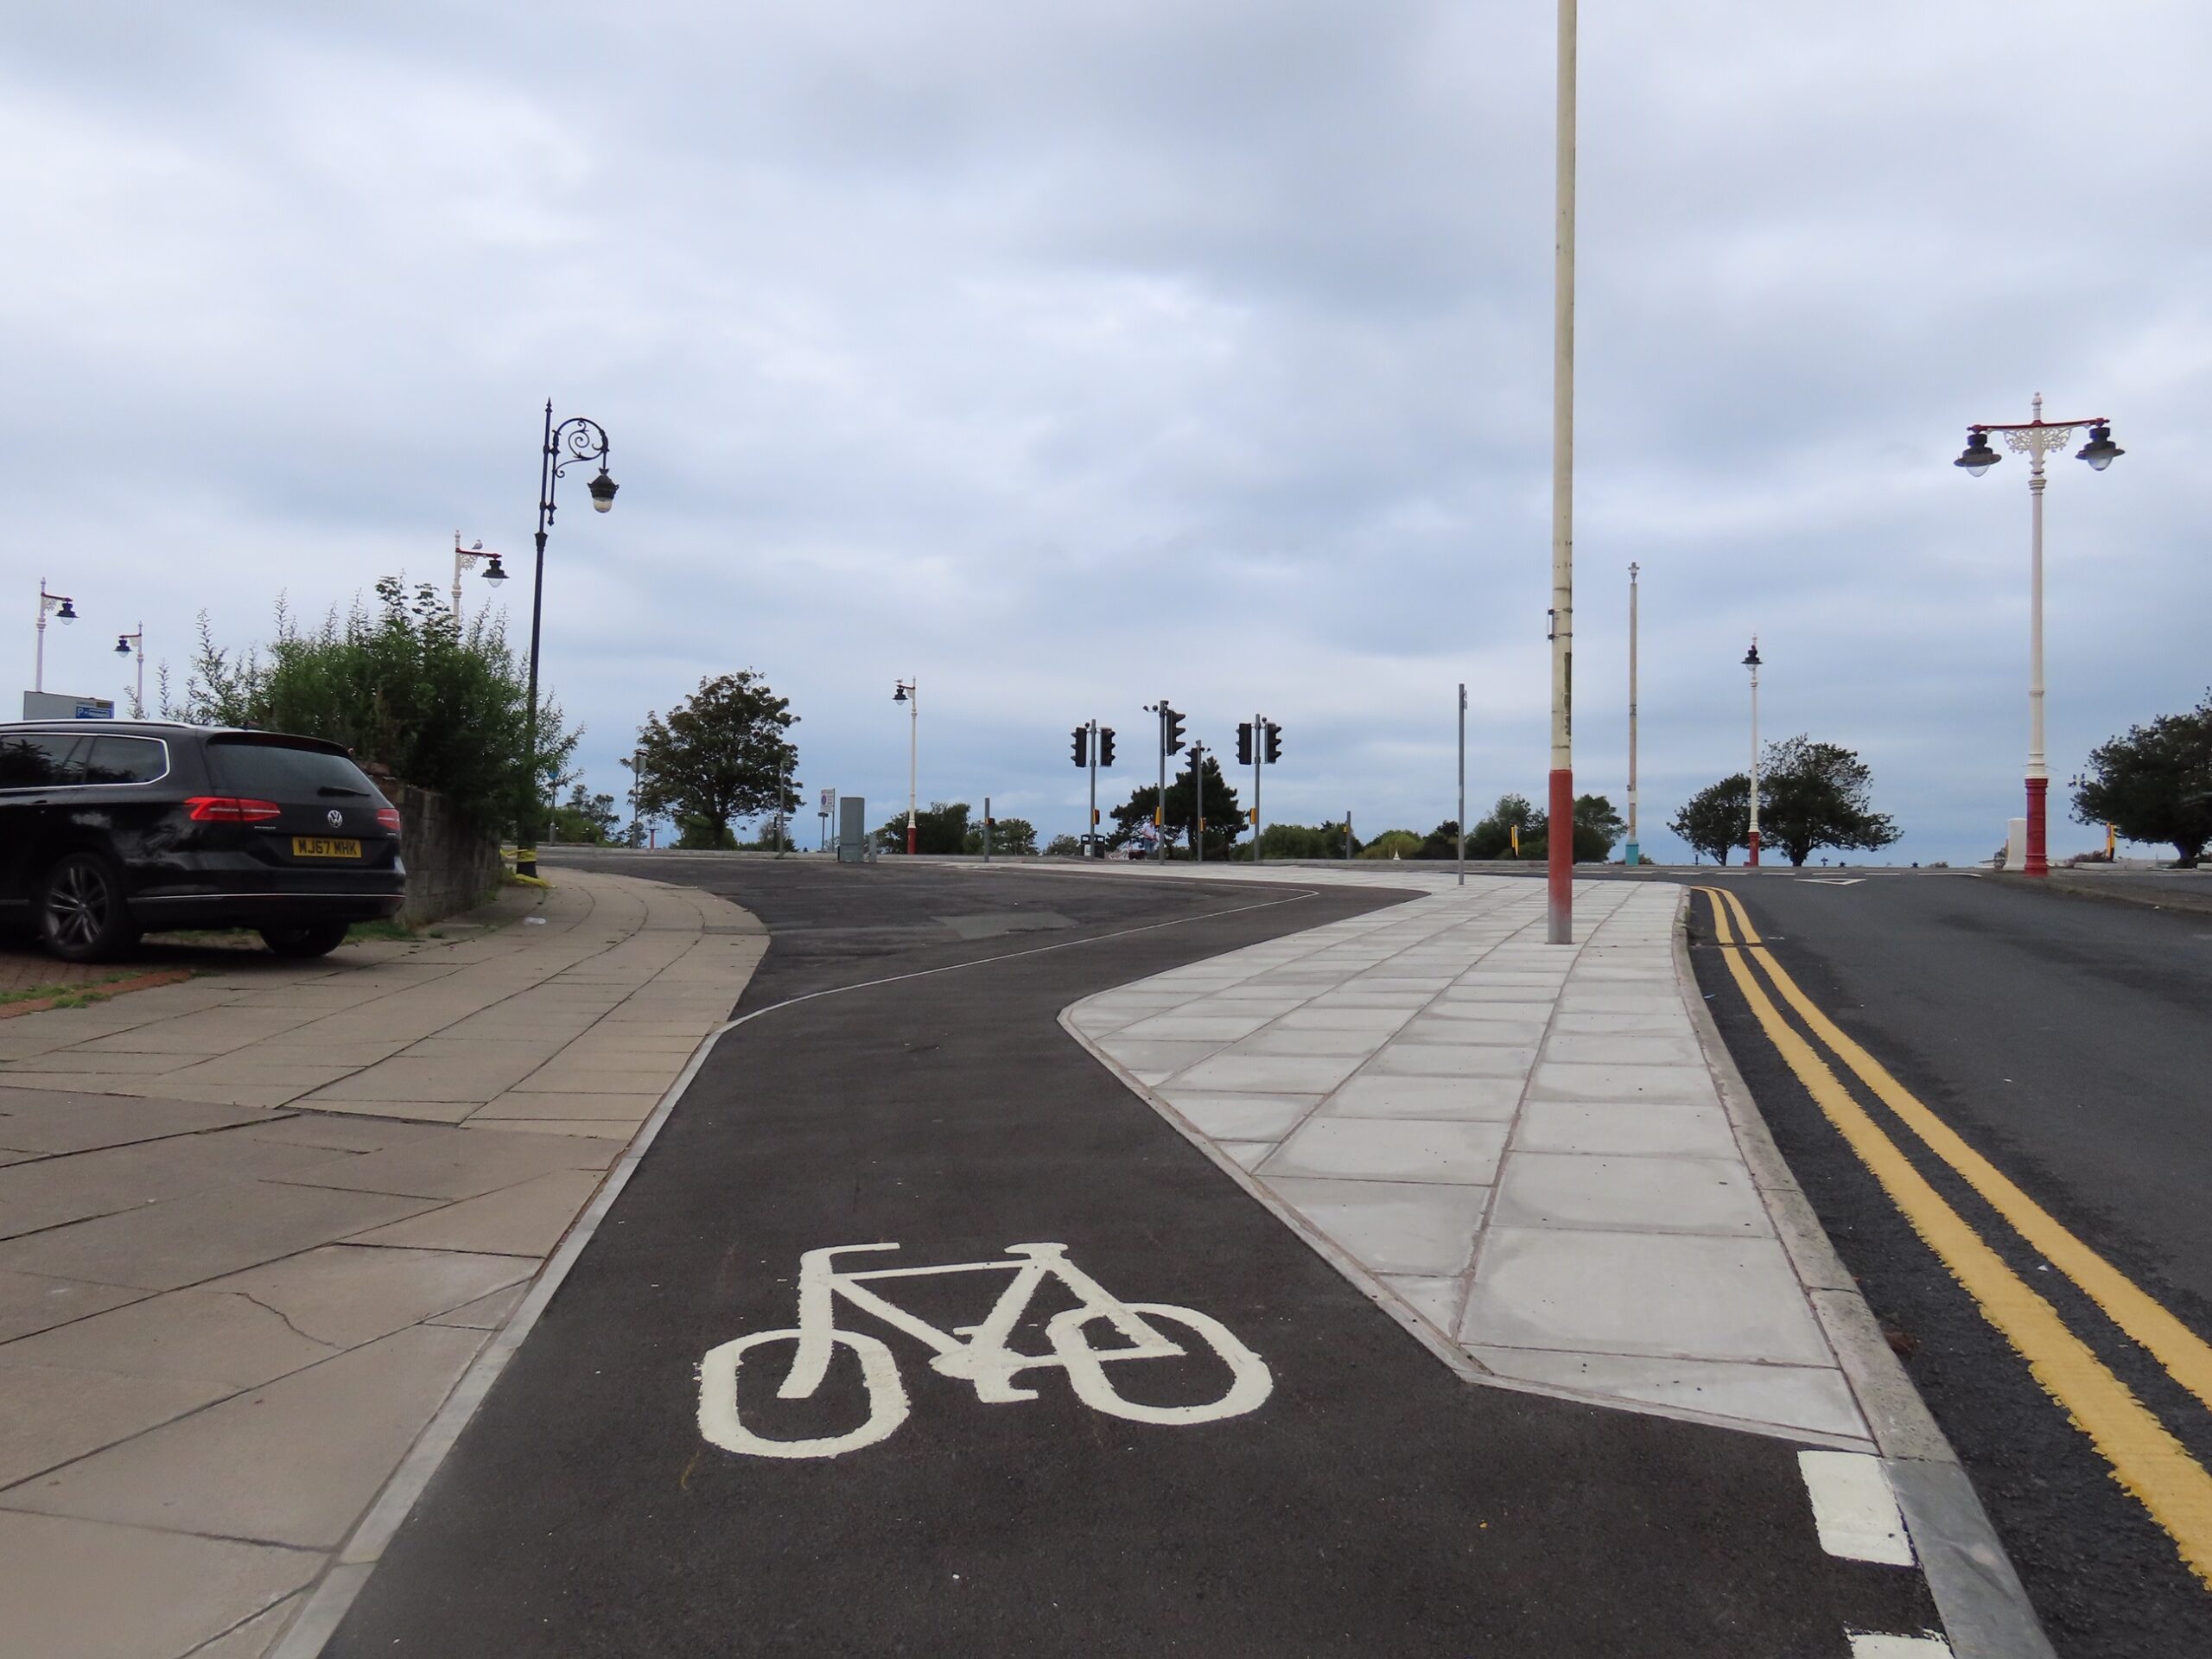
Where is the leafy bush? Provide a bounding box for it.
[162,580,575,836]
[1256,822,1358,859]
[1357,830,1424,860]
[965,817,1038,856]
[874,801,972,854]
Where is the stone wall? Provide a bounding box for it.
[395,784,503,927]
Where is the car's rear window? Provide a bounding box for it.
[207,737,381,801]
[82,735,169,785]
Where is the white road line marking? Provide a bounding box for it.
[1800,1450,1916,1566]
[1847,1634,1954,1657]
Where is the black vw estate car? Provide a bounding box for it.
[0,721,406,962]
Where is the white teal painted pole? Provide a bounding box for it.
[1624,563,1640,867]
[1457,683,1467,886]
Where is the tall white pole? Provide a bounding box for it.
[1546,0,1578,944]
[1457,683,1467,887]
[1747,640,1762,867]
[134,625,144,714]
[2025,391,2050,877]
[35,581,48,695]
[907,682,918,855]
[1625,563,1639,867]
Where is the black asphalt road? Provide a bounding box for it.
[329,855,1933,1658]
[1690,869,2212,1658]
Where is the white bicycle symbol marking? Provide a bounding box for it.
[697,1242,1274,1459]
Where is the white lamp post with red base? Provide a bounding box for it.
[1743,638,1762,867]
[1955,394,2123,877]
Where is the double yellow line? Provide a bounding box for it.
[1699,884,2212,1586]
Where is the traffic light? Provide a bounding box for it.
[1071,727,1088,767]
[1263,721,1282,765]
[1098,728,1116,766]
[1236,722,1253,766]
[1163,706,1186,753]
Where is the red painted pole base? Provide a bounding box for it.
[906,825,918,855]
[1747,831,1760,868]
[1547,768,1573,944]
[2024,777,2049,877]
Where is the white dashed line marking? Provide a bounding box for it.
[1799,1449,1915,1566]
[1847,1633,1954,1656]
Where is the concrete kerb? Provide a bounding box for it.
[1677,887,2053,1659]
[268,993,740,1659]
[1061,988,1882,1455]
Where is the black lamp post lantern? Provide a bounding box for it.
[517,402,618,877]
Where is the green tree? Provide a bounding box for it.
[2072,696,2212,865]
[875,801,971,855]
[964,817,1039,856]
[1043,833,1084,857]
[1669,775,1750,864]
[1106,785,1164,852]
[1760,735,1900,868]
[549,784,620,844]
[1416,820,1461,860]
[1171,756,1245,857]
[1113,760,1245,857]
[163,582,576,836]
[1468,793,1540,860]
[632,672,799,851]
[1572,794,1625,861]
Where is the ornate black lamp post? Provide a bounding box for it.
[516,401,618,877]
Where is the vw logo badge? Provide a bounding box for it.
[327,809,344,828]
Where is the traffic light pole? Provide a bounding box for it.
[1157,702,1169,855]
[1191,741,1205,866]
[1252,712,1262,865]
[1087,719,1099,858]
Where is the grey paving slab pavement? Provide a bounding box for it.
[0,868,764,1659]
[1066,870,1878,1446]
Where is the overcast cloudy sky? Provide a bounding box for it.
[7,2,2206,862]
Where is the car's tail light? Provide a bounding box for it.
[185,796,283,823]
[376,807,402,834]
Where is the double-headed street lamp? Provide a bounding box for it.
[1743,638,1763,867]
[114,626,144,716]
[516,403,618,879]
[1955,393,2122,877]
[892,680,918,853]
[34,580,78,694]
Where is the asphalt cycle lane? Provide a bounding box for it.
[327,858,1935,1657]
[1692,871,2212,1659]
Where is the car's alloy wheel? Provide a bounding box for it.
[40,852,140,963]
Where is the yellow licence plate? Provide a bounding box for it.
[291,836,363,859]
